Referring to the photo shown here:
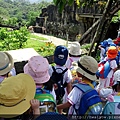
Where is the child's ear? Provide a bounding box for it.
[77,72,83,77]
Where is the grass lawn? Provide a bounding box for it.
[29,33,47,41]
[24,33,55,57]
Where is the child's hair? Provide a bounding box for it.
[1,72,9,77]
[43,78,54,91]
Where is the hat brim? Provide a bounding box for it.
[0,52,14,75]
[69,50,82,56]
[0,73,36,118]
[24,63,50,84]
[75,65,97,81]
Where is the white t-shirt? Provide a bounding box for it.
[65,57,80,69]
[67,87,83,115]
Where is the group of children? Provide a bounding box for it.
[1,38,120,119]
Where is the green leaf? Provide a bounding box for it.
[62,0,67,4]
[68,0,74,6]
[58,1,65,13]
[53,0,60,6]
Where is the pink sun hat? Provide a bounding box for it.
[24,56,50,84]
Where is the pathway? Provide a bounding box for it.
[32,33,73,48]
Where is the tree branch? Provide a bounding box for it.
[110,4,120,15]
[79,19,100,44]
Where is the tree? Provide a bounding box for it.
[53,0,120,56]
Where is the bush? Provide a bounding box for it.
[0,27,29,50]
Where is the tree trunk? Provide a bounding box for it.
[88,0,113,55]
[79,19,100,44]
[94,18,112,55]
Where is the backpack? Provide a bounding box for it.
[34,87,57,115]
[73,83,102,115]
[102,96,120,120]
[50,66,68,101]
[96,59,111,79]
[116,51,120,67]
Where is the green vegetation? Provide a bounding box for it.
[29,33,47,41]
[0,27,29,50]
[0,0,53,27]
[0,27,55,57]
[25,33,55,56]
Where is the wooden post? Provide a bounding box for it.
[66,33,69,47]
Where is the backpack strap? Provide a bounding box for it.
[52,66,68,86]
[73,83,93,93]
[61,68,68,87]
[73,83,93,115]
[36,87,50,94]
[52,66,56,73]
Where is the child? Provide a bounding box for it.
[49,45,72,105]
[65,41,81,69]
[0,51,16,83]
[97,46,118,88]
[99,40,109,61]
[57,55,102,115]
[0,73,37,119]
[97,69,120,102]
[24,55,56,100]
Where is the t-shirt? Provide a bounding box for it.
[65,57,80,69]
[67,87,83,115]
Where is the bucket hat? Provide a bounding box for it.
[76,55,98,81]
[24,56,50,84]
[54,45,68,66]
[0,51,14,75]
[106,46,118,59]
[107,38,113,45]
[0,73,36,118]
[69,42,81,56]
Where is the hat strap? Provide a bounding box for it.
[77,61,95,75]
[0,63,9,70]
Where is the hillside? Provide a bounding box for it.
[0,0,53,27]
[29,0,53,3]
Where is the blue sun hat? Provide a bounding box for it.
[100,40,108,48]
[54,45,68,66]
[107,38,113,45]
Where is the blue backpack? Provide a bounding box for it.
[73,83,102,115]
[102,96,120,120]
[96,59,111,79]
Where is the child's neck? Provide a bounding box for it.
[36,83,43,88]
